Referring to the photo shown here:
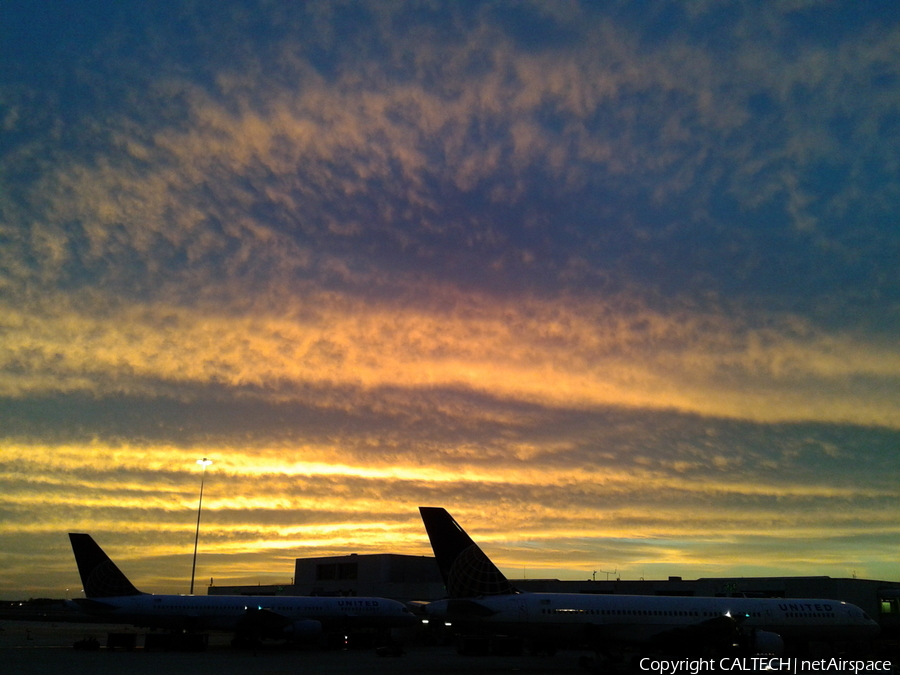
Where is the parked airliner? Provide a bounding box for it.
[419,507,879,656]
[69,533,415,642]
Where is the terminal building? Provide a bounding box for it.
[208,552,900,637]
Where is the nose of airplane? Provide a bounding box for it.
[392,601,418,626]
[400,609,418,626]
[867,616,881,635]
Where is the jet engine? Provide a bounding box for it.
[283,619,323,638]
[747,629,784,656]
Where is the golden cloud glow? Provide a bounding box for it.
[2,288,898,428]
[2,1,900,597]
[3,438,899,565]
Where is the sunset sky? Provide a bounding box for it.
[2,0,900,598]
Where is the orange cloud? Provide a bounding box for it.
[3,1,900,596]
[2,287,898,427]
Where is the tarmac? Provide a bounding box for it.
[0,620,586,675]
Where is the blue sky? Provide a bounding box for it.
[1,0,899,597]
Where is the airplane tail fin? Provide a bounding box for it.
[69,533,144,598]
[419,507,518,598]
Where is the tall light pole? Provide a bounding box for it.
[190,458,212,595]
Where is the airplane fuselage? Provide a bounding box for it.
[427,592,879,646]
[75,593,416,635]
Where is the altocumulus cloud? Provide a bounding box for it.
[1,0,899,595]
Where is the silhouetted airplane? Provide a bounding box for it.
[419,507,879,657]
[69,533,415,643]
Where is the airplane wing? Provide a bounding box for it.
[585,614,740,654]
[235,607,292,635]
[445,599,499,618]
[650,614,740,651]
[234,607,322,642]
